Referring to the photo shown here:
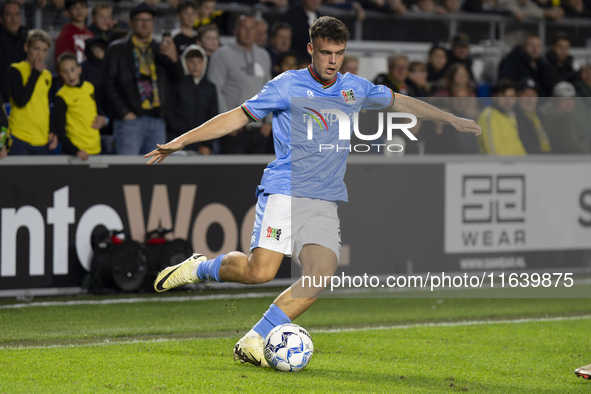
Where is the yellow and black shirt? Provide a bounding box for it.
[193,10,229,35]
[8,61,52,146]
[54,81,101,155]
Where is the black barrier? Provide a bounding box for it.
[0,157,289,293]
[1,156,591,296]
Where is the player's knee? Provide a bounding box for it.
[247,269,276,284]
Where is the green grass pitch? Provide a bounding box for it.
[1,291,590,393]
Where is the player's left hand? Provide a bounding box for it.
[144,139,184,164]
[451,116,482,136]
[92,115,107,130]
[160,38,178,63]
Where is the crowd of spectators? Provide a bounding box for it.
[1,0,591,159]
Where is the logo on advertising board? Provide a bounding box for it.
[446,161,591,255]
[445,165,527,254]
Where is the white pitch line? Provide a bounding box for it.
[0,292,279,309]
[312,314,591,333]
[1,314,590,351]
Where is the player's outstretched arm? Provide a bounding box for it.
[144,107,250,164]
[391,93,482,136]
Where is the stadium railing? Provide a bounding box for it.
[26,0,591,47]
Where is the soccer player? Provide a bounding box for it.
[145,16,481,368]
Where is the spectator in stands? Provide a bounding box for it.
[7,30,57,155]
[427,43,448,85]
[514,77,551,153]
[365,0,407,14]
[341,55,359,75]
[196,25,219,58]
[498,33,551,96]
[562,0,591,17]
[207,15,271,154]
[436,0,460,13]
[194,0,228,35]
[436,63,475,96]
[0,92,9,158]
[462,0,502,13]
[281,0,323,61]
[575,61,591,97]
[451,84,481,153]
[258,0,288,7]
[254,19,268,48]
[54,0,94,70]
[82,37,112,153]
[374,54,409,94]
[543,32,576,90]
[54,52,105,160]
[498,0,564,20]
[89,2,114,41]
[0,1,27,102]
[172,0,198,54]
[274,51,298,76]
[446,34,476,82]
[421,85,479,154]
[410,0,436,13]
[82,37,106,87]
[266,22,292,69]
[476,79,526,155]
[406,61,430,97]
[104,2,183,155]
[539,82,590,153]
[167,45,217,155]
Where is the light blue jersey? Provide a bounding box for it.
[242,65,395,202]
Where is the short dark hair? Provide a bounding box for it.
[57,51,78,67]
[309,16,349,45]
[492,79,516,95]
[185,48,204,60]
[428,42,447,56]
[177,0,197,14]
[196,24,218,41]
[552,31,570,46]
[0,0,21,18]
[65,0,87,11]
[269,22,291,39]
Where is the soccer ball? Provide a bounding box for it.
[264,323,314,372]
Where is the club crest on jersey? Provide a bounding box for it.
[341,89,356,104]
[266,226,282,241]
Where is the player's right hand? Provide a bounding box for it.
[144,140,184,165]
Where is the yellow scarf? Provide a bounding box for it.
[131,35,161,110]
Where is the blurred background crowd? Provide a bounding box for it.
[1,0,591,158]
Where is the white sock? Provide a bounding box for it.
[246,329,263,339]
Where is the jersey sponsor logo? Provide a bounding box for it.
[341,89,356,104]
[307,90,314,97]
[266,226,282,241]
[304,107,328,131]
